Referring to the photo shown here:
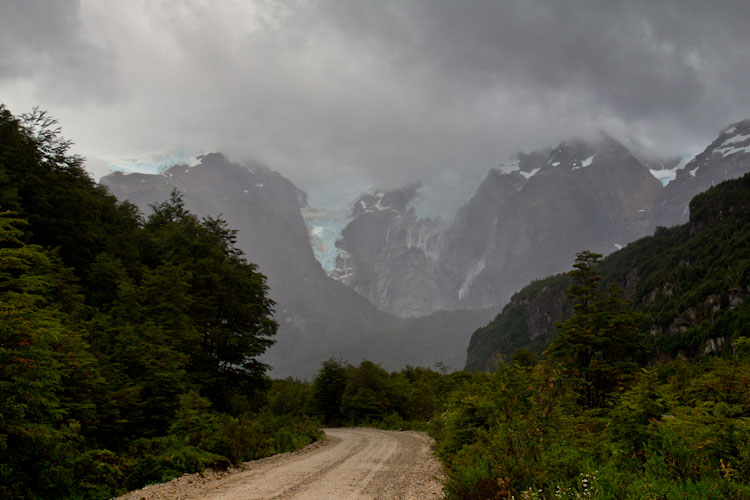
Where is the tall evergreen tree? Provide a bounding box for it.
[545,251,648,407]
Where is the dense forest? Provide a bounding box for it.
[432,252,750,499]
[3,104,750,499]
[0,105,319,499]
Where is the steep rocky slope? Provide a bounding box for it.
[330,184,450,317]
[332,134,662,316]
[655,119,750,226]
[103,154,393,376]
[466,172,750,371]
[102,154,489,378]
[441,134,661,310]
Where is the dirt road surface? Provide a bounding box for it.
[115,428,444,500]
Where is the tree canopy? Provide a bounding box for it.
[0,104,282,499]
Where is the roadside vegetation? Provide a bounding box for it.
[0,105,319,499]
[3,103,749,499]
[302,252,750,499]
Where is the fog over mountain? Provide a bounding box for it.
[2,1,750,197]
[3,1,750,376]
[98,119,750,378]
[328,125,750,318]
[101,153,495,377]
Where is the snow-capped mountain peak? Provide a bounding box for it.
[713,120,750,159]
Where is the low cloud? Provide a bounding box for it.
[1,0,749,193]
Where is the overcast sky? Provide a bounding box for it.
[2,0,749,195]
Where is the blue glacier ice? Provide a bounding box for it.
[301,188,364,272]
[107,150,202,175]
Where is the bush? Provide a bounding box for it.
[122,436,229,490]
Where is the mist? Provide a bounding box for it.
[2,0,749,196]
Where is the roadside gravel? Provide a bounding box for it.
[113,428,444,500]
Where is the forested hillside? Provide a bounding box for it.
[0,107,320,499]
[467,172,750,371]
[4,103,750,499]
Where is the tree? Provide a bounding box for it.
[0,213,90,498]
[144,191,277,411]
[545,251,647,407]
[311,358,349,425]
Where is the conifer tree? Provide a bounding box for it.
[545,251,648,407]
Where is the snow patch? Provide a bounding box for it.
[519,168,541,179]
[715,144,750,158]
[649,155,694,187]
[571,154,596,171]
[458,259,486,301]
[614,243,624,250]
[497,161,520,174]
[581,154,597,167]
[373,193,390,211]
[551,161,560,167]
[690,167,699,177]
[714,132,750,158]
[649,168,677,186]
[256,183,264,187]
[674,156,693,171]
[722,132,750,146]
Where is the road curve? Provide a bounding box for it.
[116,428,444,500]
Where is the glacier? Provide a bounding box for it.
[301,189,363,272]
[107,150,202,175]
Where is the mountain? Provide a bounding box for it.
[466,172,750,371]
[331,134,662,316]
[102,154,392,375]
[330,184,449,317]
[441,134,661,309]
[655,119,750,226]
[102,154,490,377]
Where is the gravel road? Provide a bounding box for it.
[115,428,444,500]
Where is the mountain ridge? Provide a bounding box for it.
[466,171,750,371]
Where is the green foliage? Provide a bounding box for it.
[431,235,750,497]
[470,172,750,373]
[311,358,350,425]
[546,251,649,407]
[432,355,750,499]
[5,102,750,499]
[0,104,313,499]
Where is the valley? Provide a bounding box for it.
[102,120,750,378]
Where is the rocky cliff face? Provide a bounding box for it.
[332,134,662,317]
[464,172,750,371]
[442,134,661,310]
[103,154,395,376]
[331,184,450,317]
[102,153,490,378]
[464,276,572,372]
[655,119,750,227]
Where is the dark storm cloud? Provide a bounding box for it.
[314,0,749,126]
[0,0,117,103]
[1,1,749,191]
